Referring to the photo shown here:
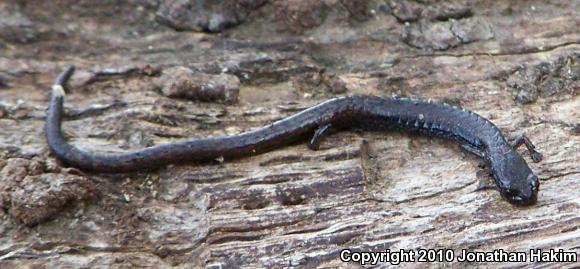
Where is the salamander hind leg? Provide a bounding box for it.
[307,123,332,150]
[459,143,486,159]
[511,134,543,162]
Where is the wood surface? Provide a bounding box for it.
[0,0,578,268]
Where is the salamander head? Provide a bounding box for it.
[493,150,539,206]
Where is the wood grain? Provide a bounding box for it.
[0,0,578,268]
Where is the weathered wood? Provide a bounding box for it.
[0,0,578,268]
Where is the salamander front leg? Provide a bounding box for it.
[511,134,543,162]
[307,123,332,150]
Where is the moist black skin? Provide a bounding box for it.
[46,66,543,206]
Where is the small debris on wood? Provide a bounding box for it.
[507,54,579,103]
[157,66,240,104]
[403,21,460,50]
[0,158,94,226]
[156,0,267,32]
[402,16,493,50]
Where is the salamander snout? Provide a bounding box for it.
[501,174,539,206]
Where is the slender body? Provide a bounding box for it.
[46,66,542,205]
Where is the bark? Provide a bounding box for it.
[0,0,578,268]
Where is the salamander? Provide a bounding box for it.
[46,66,543,205]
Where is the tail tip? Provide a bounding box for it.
[54,65,76,86]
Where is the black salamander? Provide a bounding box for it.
[46,66,543,205]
